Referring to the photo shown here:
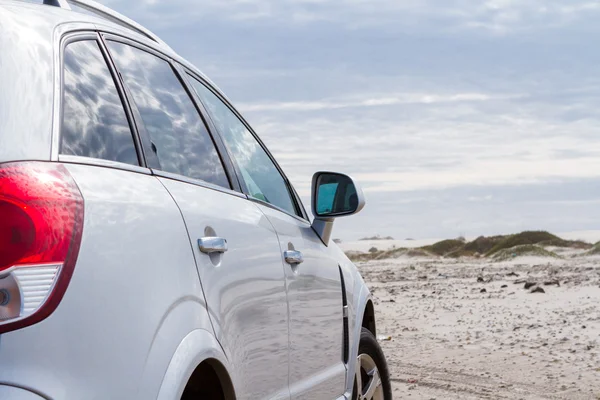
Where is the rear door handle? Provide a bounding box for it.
[284,250,303,265]
[198,237,228,254]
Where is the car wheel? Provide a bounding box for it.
[352,327,392,400]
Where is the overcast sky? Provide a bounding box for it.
[103,0,600,240]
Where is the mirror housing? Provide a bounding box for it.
[311,171,366,245]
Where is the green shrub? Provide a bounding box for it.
[539,238,592,249]
[588,243,600,255]
[487,231,566,256]
[422,239,465,256]
[492,244,561,261]
[462,235,507,254]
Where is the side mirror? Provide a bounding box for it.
[311,172,365,245]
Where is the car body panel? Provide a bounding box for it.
[157,177,291,400]
[0,163,211,399]
[256,204,347,399]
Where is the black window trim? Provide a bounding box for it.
[290,183,310,222]
[182,69,311,222]
[99,32,241,194]
[58,32,146,168]
[97,35,160,171]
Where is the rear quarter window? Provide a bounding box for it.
[61,39,139,166]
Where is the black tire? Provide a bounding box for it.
[352,327,393,400]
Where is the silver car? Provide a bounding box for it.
[0,1,391,399]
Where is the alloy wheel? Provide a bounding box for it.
[355,353,384,400]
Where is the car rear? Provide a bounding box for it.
[0,3,211,399]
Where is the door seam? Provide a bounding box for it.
[250,201,293,399]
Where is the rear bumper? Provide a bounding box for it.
[0,385,46,400]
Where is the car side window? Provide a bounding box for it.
[106,41,230,189]
[61,40,139,165]
[187,77,299,217]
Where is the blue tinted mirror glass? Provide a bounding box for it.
[316,183,338,214]
[315,173,359,217]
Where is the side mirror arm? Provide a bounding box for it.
[312,217,335,246]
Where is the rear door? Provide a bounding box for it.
[104,38,290,400]
[187,77,346,399]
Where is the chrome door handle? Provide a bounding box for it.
[284,250,303,265]
[198,237,228,254]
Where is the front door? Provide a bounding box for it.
[258,206,346,399]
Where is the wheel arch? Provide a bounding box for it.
[361,299,376,337]
[344,284,377,398]
[157,329,237,400]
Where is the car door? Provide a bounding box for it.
[188,77,346,399]
[258,207,346,399]
[104,38,290,400]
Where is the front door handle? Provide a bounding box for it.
[198,237,228,254]
[284,250,303,265]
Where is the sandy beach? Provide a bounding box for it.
[355,246,600,399]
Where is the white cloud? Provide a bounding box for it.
[237,92,518,112]
[246,91,600,197]
[468,195,493,202]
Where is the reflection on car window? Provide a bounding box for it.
[107,42,229,189]
[61,40,138,165]
[188,77,298,216]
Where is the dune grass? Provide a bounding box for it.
[346,247,435,262]
[486,231,591,256]
[587,243,600,255]
[422,239,465,256]
[491,244,561,261]
[462,235,506,254]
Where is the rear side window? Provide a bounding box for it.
[61,40,139,165]
[106,41,230,189]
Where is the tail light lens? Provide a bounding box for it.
[0,162,83,334]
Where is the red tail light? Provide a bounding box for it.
[0,162,83,334]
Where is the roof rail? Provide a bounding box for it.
[43,0,171,50]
